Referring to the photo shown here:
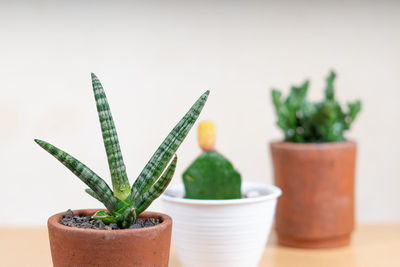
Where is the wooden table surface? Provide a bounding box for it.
[1,224,399,267]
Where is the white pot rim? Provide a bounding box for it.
[161,182,282,206]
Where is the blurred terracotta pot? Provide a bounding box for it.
[48,209,172,267]
[270,141,357,248]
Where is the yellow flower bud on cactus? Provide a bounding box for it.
[198,121,216,151]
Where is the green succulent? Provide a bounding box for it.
[271,71,361,143]
[182,122,241,200]
[183,151,241,199]
[35,73,209,228]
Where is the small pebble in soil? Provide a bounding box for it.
[59,209,161,230]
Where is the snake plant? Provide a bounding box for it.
[271,71,361,143]
[35,73,209,228]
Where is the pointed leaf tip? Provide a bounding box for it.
[199,90,210,102]
[34,139,45,147]
[202,90,210,98]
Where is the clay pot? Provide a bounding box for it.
[270,141,357,249]
[47,209,172,267]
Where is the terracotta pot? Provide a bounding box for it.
[270,141,357,248]
[47,209,172,267]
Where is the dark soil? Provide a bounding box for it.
[59,209,161,230]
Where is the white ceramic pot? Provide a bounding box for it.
[161,182,282,267]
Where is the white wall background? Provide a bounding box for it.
[1,0,399,225]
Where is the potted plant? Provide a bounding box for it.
[162,121,282,267]
[35,73,209,266]
[270,71,362,248]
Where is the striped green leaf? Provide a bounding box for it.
[92,210,118,224]
[135,155,177,215]
[34,139,120,212]
[85,188,102,202]
[119,207,136,229]
[91,73,131,201]
[129,91,209,202]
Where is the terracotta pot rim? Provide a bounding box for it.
[48,209,172,235]
[270,140,356,150]
[161,182,282,206]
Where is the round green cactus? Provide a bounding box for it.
[183,122,242,199]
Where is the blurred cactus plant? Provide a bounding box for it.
[271,71,361,143]
[183,121,241,199]
[35,73,209,228]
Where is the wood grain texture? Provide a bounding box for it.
[1,224,399,267]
